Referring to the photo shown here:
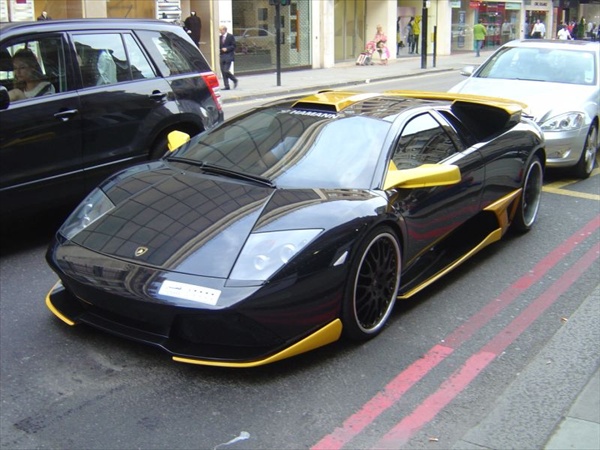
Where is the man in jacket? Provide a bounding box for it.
[219,25,238,90]
[473,19,486,57]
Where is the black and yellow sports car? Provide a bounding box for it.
[45,91,545,368]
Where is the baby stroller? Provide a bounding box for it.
[356,41,376,66]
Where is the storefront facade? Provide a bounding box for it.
[451,2,530,52]
[1,0,597,73]
[524,0,553,37]
[226,0,313,74]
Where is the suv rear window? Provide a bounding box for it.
[137,30,211,76]
[72,33,156,87]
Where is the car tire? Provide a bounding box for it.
[512,155,543,233]
[342,226,401,341]
[150,134,169,160]
[572,123,598,179]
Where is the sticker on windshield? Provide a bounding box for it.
[158,280,221,305]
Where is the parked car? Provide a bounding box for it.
[0,19,223,219]
[449,39,599,178]
[233,27,277,54]
[46,90,545,368]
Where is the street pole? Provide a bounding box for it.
[433,25,437,67]
[275,2,282,86]
[421,0,428,69]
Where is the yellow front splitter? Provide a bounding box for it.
[173,319,343,368]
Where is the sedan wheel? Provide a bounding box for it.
[512,155,543,232]
[573,124,598,179]
[342,227,401,341]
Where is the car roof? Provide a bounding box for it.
[0,18,182,35]
[502,39,599,51]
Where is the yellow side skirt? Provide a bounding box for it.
[398,189,521,300]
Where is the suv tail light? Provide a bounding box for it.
[201,72,223,111]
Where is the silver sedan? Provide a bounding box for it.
[449,39,599,178]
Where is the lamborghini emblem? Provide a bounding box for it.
[135,246,148,257]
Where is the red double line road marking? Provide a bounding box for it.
[312,215,600,450]
[376,243,599,448]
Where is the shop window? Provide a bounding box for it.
[232,0,311,74]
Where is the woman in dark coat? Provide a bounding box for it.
[184,11,202,47]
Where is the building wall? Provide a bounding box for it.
[106,0,154,19]
[83,0,107,18]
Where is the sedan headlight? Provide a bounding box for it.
[540,112,585,132]
[230,229,322,281]
[59,188,115,240]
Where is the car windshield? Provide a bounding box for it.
[171,107,390,189]
[476,46,597,85]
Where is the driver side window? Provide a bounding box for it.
[0,35,68,103]
[392,113,459,169]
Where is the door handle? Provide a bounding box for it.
[149,91,167,101]
[54,109,78,122]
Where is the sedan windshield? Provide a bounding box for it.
[171,107,390,189]
[476,46,597,85]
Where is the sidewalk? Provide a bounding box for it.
[220,49,600,450]
[220,50,484,104]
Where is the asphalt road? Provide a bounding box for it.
[1,72,599,450]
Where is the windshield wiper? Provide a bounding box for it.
[202,164,275,188]
[168,157,275,188]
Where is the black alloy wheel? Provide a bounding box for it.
[512,155,543,232]
[342,227,401,341]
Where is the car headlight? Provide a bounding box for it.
[540,112,585,132]
[229,229,322,281]
[59,188,115,240]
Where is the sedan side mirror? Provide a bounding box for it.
[0,85,9,110]
[460,65,476,77]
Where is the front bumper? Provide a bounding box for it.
[46,280,342,367]
[543,128,588,168]
[45,238,345,367]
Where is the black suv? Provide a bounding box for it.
[0,19,223,218]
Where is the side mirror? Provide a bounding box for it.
[460,65,476,77]
[167,130,190,152]
[0,85,9,110]
[383,164,461,190]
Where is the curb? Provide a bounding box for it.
[220,66,455,104]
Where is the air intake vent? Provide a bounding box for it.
[292,102,338,113]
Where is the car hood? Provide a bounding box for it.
[449,77,597,122]
[69,162,379,279]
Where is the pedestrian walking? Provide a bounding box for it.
[406,17,415,54]
[396,17,404,56]
[412,16,421,54]
[531,19,546,38]
[557,24,572,40]
[37,11,51,20]
[219,25,238,90]
[473,19,486,57]
[184,11,202,47]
